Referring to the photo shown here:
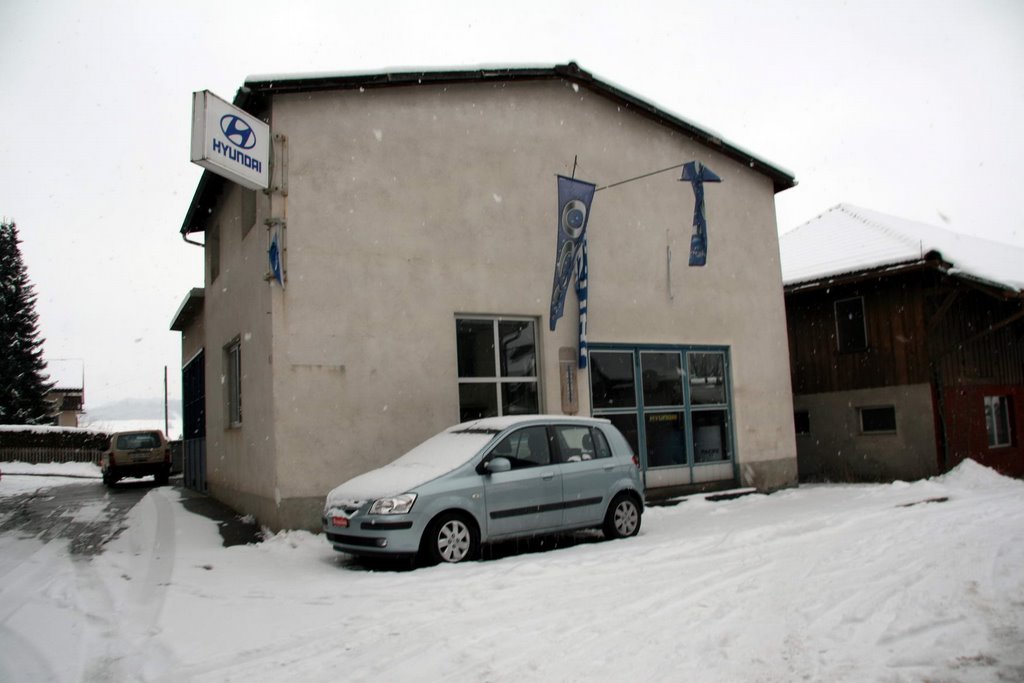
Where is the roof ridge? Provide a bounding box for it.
[835,204,928,257]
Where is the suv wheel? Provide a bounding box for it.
[102,471,117,487]
[604,493,641,539]
[426,513,478,564]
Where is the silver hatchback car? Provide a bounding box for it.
[323,415,644,564]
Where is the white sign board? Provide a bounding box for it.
[191,90,270,190]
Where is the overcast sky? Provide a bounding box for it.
[2,0,1022,411]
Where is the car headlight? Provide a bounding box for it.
[369,493,417,515]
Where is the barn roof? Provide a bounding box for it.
[780,204,1024,295]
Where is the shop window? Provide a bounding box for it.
[985,395,1013,448]
[591,346,734,472]
[642,352,683,407]
[835,297,867,352]
[456,317,538,422]
[794,410,810,435]
[225,338,242,427]
[591,351,636,409]
[645,411,687,467]
[859,406,895,434]
[692,410,729,463]
[689,352,726,405]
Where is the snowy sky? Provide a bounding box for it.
[1,0,1022,410]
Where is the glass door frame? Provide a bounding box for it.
[588,343,738,487]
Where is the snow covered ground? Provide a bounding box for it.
[1,460,1022,682]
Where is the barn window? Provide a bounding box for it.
[835,296,867,353]
[859,406,896,434]
[985,396,1013,448]
[794,410,810,435]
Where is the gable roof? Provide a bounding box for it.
[181,63,795,235]
[779,204,1024,295]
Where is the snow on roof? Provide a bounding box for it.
[780,204,1024,292]
[44,359,84,391]
[0,424,103,435]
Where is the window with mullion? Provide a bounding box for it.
[985,395,1013,448]
[456,317,539,422]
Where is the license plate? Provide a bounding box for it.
[132,454,151,463]
[332,516,349,528]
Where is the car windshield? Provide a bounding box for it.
[326,427,498,505]
[115,432,161,450]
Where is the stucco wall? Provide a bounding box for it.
[258,79,797,528]
[199,182,280,522]
[793,383,939,482]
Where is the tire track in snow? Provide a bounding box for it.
[79,489,180,679]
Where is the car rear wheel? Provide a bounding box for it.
[604,493,641,539]
[426,513,478,564]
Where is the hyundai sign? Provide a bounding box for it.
[191,90,270,190]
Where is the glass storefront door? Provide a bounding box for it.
[589,345,736,489]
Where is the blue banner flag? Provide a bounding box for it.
[679,161,722,267]
[549,175,596,332]
[269,228,284,288]
[574,238,589,368]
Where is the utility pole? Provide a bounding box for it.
[164,366,169,437]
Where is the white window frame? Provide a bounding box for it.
[859,405,896,434]
[456,316,541,419]
[984,395,1012,448]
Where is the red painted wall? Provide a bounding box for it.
[941,384,1024,477]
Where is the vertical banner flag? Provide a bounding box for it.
[574,238,589,368]
[679,161,722,267]
[549,175,596,367]
[268,225,284,288]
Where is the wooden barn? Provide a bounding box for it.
[780,204,1024,481]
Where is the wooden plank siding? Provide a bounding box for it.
[786,272,932,395]
[786,267,1024,478]
[927,284,1024,387]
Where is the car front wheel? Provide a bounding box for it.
[604,493,641,539]
[426,513,478,564]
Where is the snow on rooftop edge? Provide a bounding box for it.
[242,63,795,181]
[779,204,1024,292]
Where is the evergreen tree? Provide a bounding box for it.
[0,220,54,424]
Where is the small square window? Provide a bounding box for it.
[835,297,867,353]
[859,406,895,434]
[984,396,1013,448]
[794,410,810,435]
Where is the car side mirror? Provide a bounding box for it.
[484,457,511,474]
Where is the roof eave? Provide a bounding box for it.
[170,288,205,331]
[784,259,1024,299]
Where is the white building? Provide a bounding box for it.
[172,63,799,530]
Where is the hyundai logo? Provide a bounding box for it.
[220,114,257,150]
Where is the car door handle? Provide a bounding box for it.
[603,465,615,471]
[541,471,555,480]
